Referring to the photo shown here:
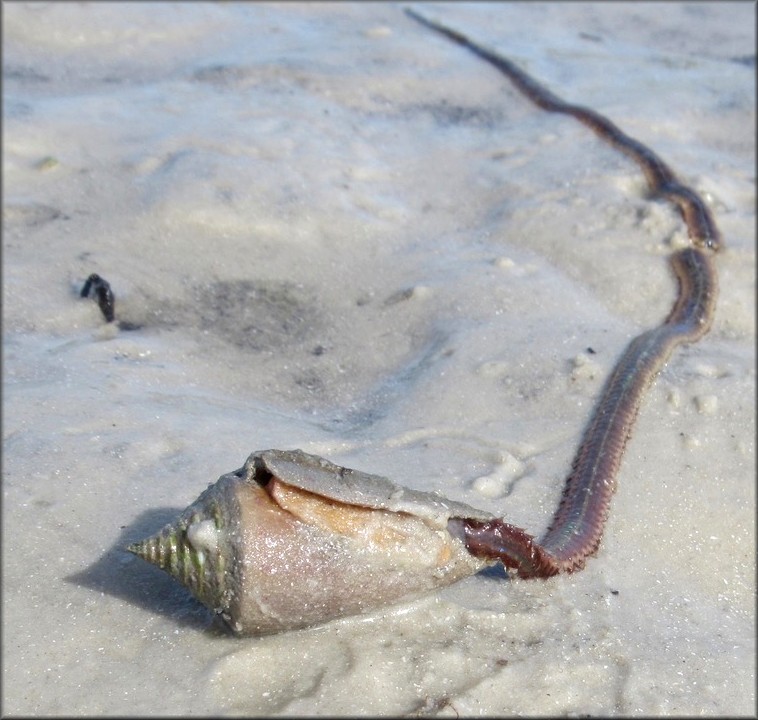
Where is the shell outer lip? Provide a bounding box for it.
[249,448,495,526]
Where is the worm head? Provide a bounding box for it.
[128,449,494,636]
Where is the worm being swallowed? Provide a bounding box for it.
[405,9,720,577]
[128,11,721,635]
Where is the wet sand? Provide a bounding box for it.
[3,2,755,715]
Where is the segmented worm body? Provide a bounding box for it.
[407,9,721,252]
[408,10,721,577]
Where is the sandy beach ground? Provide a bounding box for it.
[3,2,755,716]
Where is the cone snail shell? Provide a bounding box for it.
[128,449,495,636]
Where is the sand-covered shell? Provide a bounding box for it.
[128,449,495,636]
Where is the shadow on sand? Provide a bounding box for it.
[65,506,229,636]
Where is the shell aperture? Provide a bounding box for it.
[128,449,494,636]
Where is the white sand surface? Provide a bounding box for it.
[3,2,755,716]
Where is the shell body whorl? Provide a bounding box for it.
[128,450,493,636]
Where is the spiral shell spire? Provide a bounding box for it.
[127,480,235,618]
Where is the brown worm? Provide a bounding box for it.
[406,9,722,252]
[408,10,721,577]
